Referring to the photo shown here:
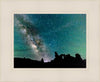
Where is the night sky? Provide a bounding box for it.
[14,14,86,62]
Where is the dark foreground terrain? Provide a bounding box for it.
[14,52,86,68]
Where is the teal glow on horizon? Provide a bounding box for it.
[14,14,86,62]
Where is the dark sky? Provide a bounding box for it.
[14,14,86,62]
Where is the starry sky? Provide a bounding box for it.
[14,14,86,62]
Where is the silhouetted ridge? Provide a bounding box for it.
[14,52,86,68]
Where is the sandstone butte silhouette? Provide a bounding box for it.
[14,52,86,68]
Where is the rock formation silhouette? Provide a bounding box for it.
[14,52,86,68]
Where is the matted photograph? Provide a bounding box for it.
[0,0,100,82]
[14,14,86,68]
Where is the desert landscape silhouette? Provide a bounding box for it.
[14,52,86,68]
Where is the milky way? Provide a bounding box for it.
[14,14,52,62]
